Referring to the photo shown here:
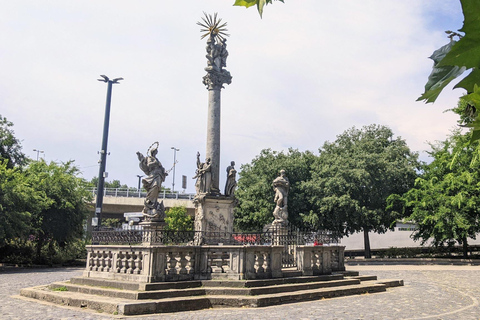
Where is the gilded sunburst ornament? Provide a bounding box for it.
[197,12,229,43]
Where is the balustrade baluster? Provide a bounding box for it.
[127,252,134,274]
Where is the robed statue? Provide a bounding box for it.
[224,161,237,197]
[136,142,167,221]
[193,152,212,195]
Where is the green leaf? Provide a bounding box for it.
[459,85,480,143]
[257,0,267,18]
[470,129,480,143]
[461,84,480,111]
[233,0,257,8]
[417,41,466,103]
[233,0,284,17]
[438,0,480,69]
[454,68,480,92]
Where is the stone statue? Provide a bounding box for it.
[224,161,237,197]
[202,30,232,90]
[136,142,167,221]
[272,169,290,226]
[193,152,212,194]
[205,34,228,72]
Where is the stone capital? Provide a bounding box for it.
[203,69,232,90]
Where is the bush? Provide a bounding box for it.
[165,206,193,231]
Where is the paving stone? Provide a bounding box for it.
[2,265,480,319]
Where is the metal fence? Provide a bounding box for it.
[91,226,338,268]
[88,188,195,200]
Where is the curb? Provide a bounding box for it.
[345,258,480,266]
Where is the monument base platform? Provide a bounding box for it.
[20,270,403,316]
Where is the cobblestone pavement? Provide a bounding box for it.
[2,265,480,320]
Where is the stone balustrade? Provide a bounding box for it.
[84,244,285,282]
[296,245,345,275]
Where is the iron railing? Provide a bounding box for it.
[88,188,195,200]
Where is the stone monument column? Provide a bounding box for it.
[193,13,235,245]
[202,37,232,194]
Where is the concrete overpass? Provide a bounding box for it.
[88,188,196,221]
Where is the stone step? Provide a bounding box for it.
[21,282,388,315]
[208,283,388,308]
[282,270,303,278]
[69,277,203,291]
[70,273,347,291]
[20,286,211,315]
[54,276,362,300]
[203,278,362,296]
[363,279,404,288]
[334,270,360,277]
[204,274,346,288]
[49,282,206,300]
[349,275,378,281]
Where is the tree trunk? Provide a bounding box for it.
[462,236,468,259]
[363,229,371,259]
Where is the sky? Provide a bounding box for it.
[0,0,466,194]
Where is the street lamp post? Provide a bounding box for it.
[94,75,123,228]
[171,147,179,192]
[33,149,44,161]
[137,175,144,191]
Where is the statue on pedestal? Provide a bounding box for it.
[193,152,212,195]
[136,142,167,221]
[224,161,237,197]
[272,169,289,226]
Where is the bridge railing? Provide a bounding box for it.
[88,188,195,200]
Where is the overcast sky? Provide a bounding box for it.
[0,1,466,193]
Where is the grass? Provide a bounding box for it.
[52,286,68,291]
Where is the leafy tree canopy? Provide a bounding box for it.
[235,148,316,231]
[300,124,419,257]
[88,177,128,189]
[0,161,38,247]
[0,115,26,168]
[24,160,91,261]
[398,129,480,257]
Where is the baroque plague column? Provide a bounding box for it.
[194,13,235,245]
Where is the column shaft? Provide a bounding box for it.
[206,88,221,192]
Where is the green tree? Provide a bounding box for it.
[301,124,419,258]
[25,160,91,263]
[0,115,26,168]
[0,161,39,249]
[88,177,128,189]
[398,129,480,258]
[165,206,193,231]
[235,148,316,231]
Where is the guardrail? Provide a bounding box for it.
[88,188,196,201]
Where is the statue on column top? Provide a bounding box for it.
[198,12,232,89]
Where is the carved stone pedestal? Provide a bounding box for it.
[140,221,166,246]
[193,195,235,245]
